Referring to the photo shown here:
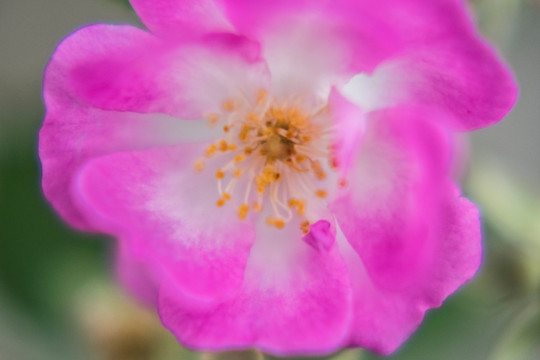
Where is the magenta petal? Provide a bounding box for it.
[337,188,481,354]
[302,220,335,253]
[331,106,481,353]
[158,223,352,356]
[130,0,233,39]
[342,0,517,130]
[74,144,254,299]
[45,24,267,118]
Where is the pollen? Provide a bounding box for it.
[238,203,249,220]
[198,89,338,230]
[193,159,205,172]
[215,169,225,179]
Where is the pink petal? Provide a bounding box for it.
[336,188,481,354]
[223,1,401,97]
[158,219,352,356]
[330,106,481,353]
[341,0,517,130]
[40,24,268,230]
[74,144,255,299]
[328,88,365,177]
[45,24,267,118]
[130,0,233,39]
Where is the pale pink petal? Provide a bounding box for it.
[328,88,365,177]
[158,218,352,356]
[341,0,517,130]
[130,0,233,39]
[223,1,400,98]
[74,144,255,299]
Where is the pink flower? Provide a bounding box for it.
[39,0,517,356]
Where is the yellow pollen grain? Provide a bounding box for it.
[246,112,259,123]
[316,171,326,180]
[252,202,262,212]
[267,217,285,229]
[222,192,232,201]
[222,100,236,112]
[219,140,228,152]
[215,169,225,179]
[193,159,205,172]
[205,144,217,157]
[239,125,250,142]
[256,90,267,105]
[216,198,225,207]
[233,169,242,178]
[238,203,249,220]
[223,125,230,133]
[273,219,285,229]
[206,113,219,125]
[315,190,327,198]
[288,199,298,207]
[234,154,245,163]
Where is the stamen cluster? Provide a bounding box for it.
[194,90,337,233]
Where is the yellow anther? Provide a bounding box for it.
[266,217,285,229]
[316,171,326,180]
[219,140,229,152]
[238,203,249,220]
[256,90,267,105]
[301,135,311,143]
[233,169,242,178]
[216,199,225,207]
[315,190,327,198]
[244,147,253,155]
[223,192,232,201]
[239,125,251,142]
[234,154,245,163]
[228,143,237,151]
[301,220,310,235]
[215,169,225,179]
[193,159,205,172]
[222,100,237,112]
[206,113,219,125]
[205,144,217,157]
[288,199,298,207]
[223,125,230,133]
[246,112,259,123]
[252,202,262,212]
[274,219,285,229]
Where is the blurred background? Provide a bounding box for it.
[0,0,539,359]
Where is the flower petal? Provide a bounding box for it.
[40,24,268,230]
[330,106,481,353]
[158,218,352,356]
[336,188,481,354]
[130,0,233,39]
[341,0,517,130]
[45,24,268,118]
[74,143,255,299]
[223,0,401,98]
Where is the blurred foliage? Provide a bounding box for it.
[1,0,540,359]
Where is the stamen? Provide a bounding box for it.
[198,90,337,230]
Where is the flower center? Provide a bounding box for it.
[194,90,337,233]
